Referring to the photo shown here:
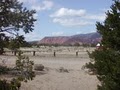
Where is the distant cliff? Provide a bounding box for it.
[38,32,101,45]
[39,36,70,45]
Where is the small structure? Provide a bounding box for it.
[96,43,100,49]
[96,43,103,50]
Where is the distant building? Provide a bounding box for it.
[96,43,101,49]
[96,43,104,50]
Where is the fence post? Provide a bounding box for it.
[54,51,56,57]
[14,51,16,56]
[33,51,36,56]
[76,51,78,56]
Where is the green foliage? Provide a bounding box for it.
[0,33,9,54]
[10,78,21,90]
[0,0,36,89]
[89,49,120,90]
[8,35,31,50]
[0,55,35,90]
[0,65,9,75]
[0,79,21,90]
[0,0,36,54]
[96,0,120,50]
[0,0,36,33]
[16,55,35,81]
[86,0,120,90]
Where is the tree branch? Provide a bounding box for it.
[5,31,18,36]
[1,27,16,32]
[0,27,18,36]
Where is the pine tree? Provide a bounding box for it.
[86,0,120,90]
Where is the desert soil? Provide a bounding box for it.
[0,50,99,90]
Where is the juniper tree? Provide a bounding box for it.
[86,0,120,90]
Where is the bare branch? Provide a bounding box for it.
[0,27,18,36]
[5,30,18,36]
[1,27,16,32]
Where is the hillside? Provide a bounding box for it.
[38,32,101,45]
[39,36,70,45]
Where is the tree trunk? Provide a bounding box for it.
[0,48,4,55]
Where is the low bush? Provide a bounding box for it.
[59,67,69,73]
[34,64,44,71]
[0,65,9,75]
[0,78,21,90]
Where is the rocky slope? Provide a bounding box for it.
[38,32,101,45]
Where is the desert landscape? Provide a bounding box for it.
[0,0,119,90]
[0,46,99,90]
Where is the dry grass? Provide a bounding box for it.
[0,47,98,90]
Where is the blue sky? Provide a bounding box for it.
[18,0,113,41]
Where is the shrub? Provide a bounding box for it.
[34,64,44,71]
[16,55,35,81]
[0,79,21,90]
[0,65,9,75]
[59,67,69,73]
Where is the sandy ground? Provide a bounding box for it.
[0,48,99,90]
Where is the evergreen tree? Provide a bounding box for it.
[86,0,120,90]
[0,0,36,89]
[0,0,36,54]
